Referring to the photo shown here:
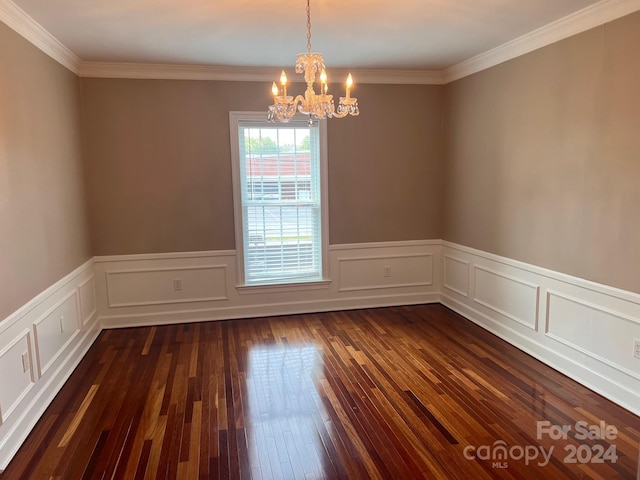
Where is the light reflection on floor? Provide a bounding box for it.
[246,343,329,479]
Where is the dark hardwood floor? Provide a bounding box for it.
[2,304,639,479]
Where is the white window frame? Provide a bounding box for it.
[229,111,330,289]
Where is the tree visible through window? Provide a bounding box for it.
[230,113,327,286]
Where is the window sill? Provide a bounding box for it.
[236,279,332,295]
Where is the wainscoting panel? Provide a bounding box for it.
[441,241,640,417]
[473,265,539,330]
[33,291,81,378]
[0,330,33,424]
[546,290,640,383]
[106,265,228,307]
[94,241,441,329]
[443,255,469,297]
[337,253,433,292]
[0,259,100,472]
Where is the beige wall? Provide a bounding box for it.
[81,79,443,254]
[0,24,91,320]
[328,84,443,244]
[443,12,640,294]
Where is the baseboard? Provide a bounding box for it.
[0,259,101,472]
[100,292,440,328]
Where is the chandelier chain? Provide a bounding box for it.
[306,0,312,53]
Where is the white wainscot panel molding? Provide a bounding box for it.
[546,290,640,382]
[338,253,433,292]
[96,242,441,328]
[0,259,100,471]
[33,291,81,378]
[105,265,228,307]
[473,266,539,331]
[0,330,34,424]
[443,255,469,297]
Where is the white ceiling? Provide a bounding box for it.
[9,0,606,71]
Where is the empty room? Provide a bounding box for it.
[1,0,640,478]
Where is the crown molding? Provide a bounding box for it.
[443,0,640,83]
[0,0,81,73]
[79,62,445,85]
[340,69,445,85]
[79,63,282,82]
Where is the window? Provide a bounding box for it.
[230,112,329,287]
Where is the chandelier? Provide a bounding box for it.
[267,0,359,123]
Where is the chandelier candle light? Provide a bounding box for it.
[268,0,359,123]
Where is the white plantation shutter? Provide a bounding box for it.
[236,119,323,285]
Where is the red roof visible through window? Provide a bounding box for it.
[246,154,311,177]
